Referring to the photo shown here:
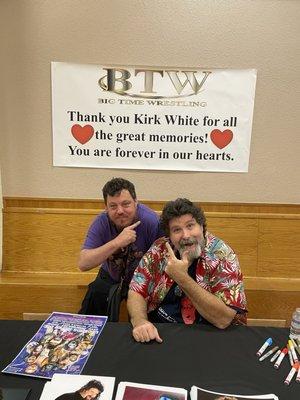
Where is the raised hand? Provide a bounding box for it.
[165,242,189,280]
[115,220,141,248]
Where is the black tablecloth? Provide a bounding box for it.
[0,321,299,399]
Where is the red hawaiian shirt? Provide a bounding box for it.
[129,233,247,325]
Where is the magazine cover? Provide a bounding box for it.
[190,386,279,400]
[0,388,31,400]
[38,373,115,400]
[115,381,187,400]
[2,312,107,379]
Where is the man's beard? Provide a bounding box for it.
[179,238,205,261]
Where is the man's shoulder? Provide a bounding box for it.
[91,211,109,225]
[146,237,169,256]
[204,232,235,259]
[137,203,159,221]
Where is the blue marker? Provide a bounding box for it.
[256,338,273,356]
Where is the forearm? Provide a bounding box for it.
[127,290,162,343]
[175,272,236,329]
[127,290,149,327]
[78,239,121,271]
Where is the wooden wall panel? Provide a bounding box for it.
[207,216,258,276]
[4,197,300,214]
[0,285,87,319]
[1,198,299,321]
[3,211,96,273]
[258,218,300,278]
[245,290,299,326]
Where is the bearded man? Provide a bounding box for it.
[78,178,162,318]
[127,198,247,343]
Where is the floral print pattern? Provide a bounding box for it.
[130,233,247,325]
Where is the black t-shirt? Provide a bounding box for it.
[55,392,83,400]
[148,259,204,324]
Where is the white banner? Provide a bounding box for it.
[51,62,256,172]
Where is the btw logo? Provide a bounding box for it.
[98,68,211,99]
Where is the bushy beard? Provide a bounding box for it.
[179,238,205,261]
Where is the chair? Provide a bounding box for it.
[247,318,287,327]
[23,312,50,321]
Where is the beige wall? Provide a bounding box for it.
[0,0,299,203]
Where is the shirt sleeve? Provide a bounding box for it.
[129,238,166,298]
[208,241,247,313]
[129,248,154,299]
[82,214,110,249]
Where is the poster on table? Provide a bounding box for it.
[2,312,107,379]
[51,62,257,172]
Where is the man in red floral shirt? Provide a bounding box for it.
[127,198,247,343]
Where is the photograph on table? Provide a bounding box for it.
[190,386,279,400]
[115,381,187,400]
[38,373,115,400]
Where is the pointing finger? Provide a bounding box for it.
[129,220,141,230]
[155,331,163,343]
[165,242,176,259]
[181,250,190,264]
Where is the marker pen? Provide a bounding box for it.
[284,362,299,385]
[296,363,300,382]
[270,349,281,363]
[290,338,297,348]
[259,346,279,362]
[256,338,273,356]
[288,344,294,366]
[274,347,288,369]
[291,339,300,357]
[289,340,299,363]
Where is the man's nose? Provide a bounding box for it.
[116,205,124,214]
[182,229,190,239]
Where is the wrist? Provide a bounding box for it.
[171,270,190,285]
[131,316,148,328]
[112,236,123,250]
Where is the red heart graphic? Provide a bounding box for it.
[210,129,233,149]
[71,124,94,144]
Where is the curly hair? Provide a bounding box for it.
[160,198,207,237]
[102,178,136,204]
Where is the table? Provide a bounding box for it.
[0,321,299,399]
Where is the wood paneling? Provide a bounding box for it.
[247,318,287,327]
[207,216,258,276]
[4,197,300,214]
[258,218,300,278]
[0,284,86,319]
[3,212,96,272]
[1,197,299,321]
[245,290,299,326]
